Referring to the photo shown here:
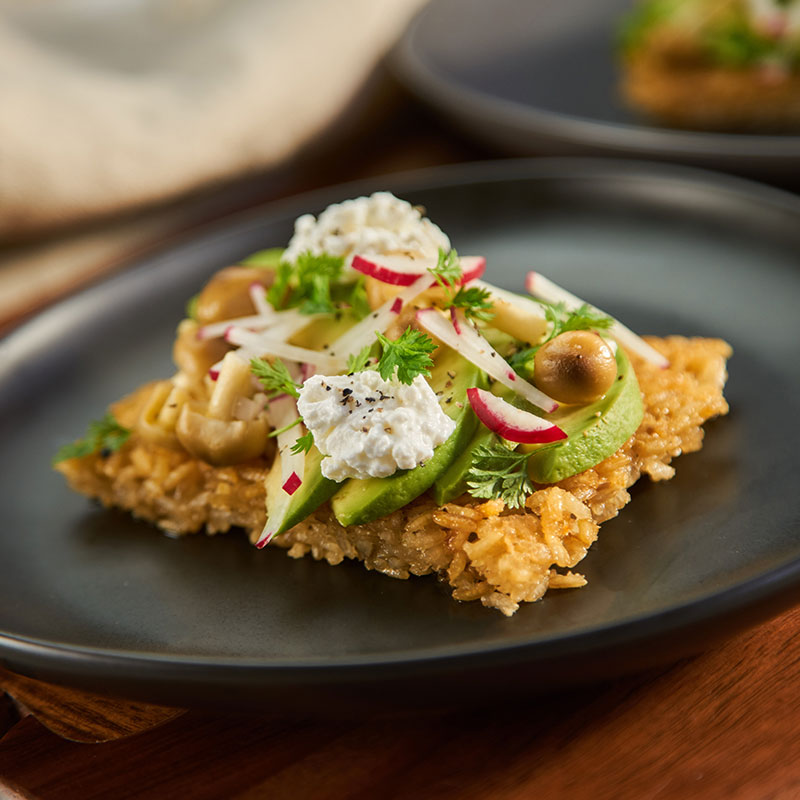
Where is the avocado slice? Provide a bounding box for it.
[434,345,643,501]
[263,312,361,538]
[432,423,496,505]
[330,347,483,527]
[264,444,339,538]
[521,345,643,483]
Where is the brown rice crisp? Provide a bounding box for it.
[57,336,731,615]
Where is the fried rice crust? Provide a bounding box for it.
[57,336,731,615]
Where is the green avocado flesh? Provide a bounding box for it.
[329,347,483,528]
[432,424,495,505]
[521,346,643,484]
[265,445,339,537]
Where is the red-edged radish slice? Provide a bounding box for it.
[257,390,306,548]
[351,254,486,286]
[525,271,669,368]
[225,326,344,372]
[416,308,559,413]
[249,282,272,316]
[467,388,567,444]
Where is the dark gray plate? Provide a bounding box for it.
[392,0,800,174]
[1,160,800,712]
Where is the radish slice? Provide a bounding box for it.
[225,326,344,372]
[249,282,272,316]
[467,388,567,444]
[257,385,306,548]
[199,308,321,341]
[525,272,669,368]
[416,308,559,413]
[351,254,486,286]
[326,272,432,362]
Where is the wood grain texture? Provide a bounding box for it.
[0,669,183,744]
[1,605,798,800]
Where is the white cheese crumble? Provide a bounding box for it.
[297,370,455,482]
[283,191,451,270]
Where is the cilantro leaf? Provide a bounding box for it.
[465,441,534,510]
[290,430,314,455]
[53,414,130,464]
[538,300,612,341]
[444,285,495,322]
[375,327,437,385]
[428,248,462,292]
[267,251,345,314]
[250,357,300,398]
[346,344,374,374]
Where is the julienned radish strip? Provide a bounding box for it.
[415,308,559,413]
[351,254,486,286]
[525,272,669,368]
[326,272,432,361]
[199,308,322,342]
[467,388,566,444]
[257,393,306,548]
[249,282,272,317]
[225,326,344,372]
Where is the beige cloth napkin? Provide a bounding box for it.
[0,0,427,237]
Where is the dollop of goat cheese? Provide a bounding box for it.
[283,192,450,270]
[297,371,455,482]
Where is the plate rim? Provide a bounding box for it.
[2,157,800,696]
[391,0,800,161]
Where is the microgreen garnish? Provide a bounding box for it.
[268,416,303,438]
[541,300,613,340]
[53,414,130,464]
[266,251,345,314]
[290,430,315,455]
[347,275,372,321]
[375,327,437,385]
[428,247,462,291]
[465,441,534,509]
[444,285,495,322]
[346,344,374,374]
[250,357,300,398]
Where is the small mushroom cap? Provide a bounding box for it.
[533,331,617,405]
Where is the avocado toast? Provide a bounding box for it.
[55,193,731,615]
[618,0,800,131]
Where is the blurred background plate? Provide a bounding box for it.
[392,0,800,176]
[1,159,800,712]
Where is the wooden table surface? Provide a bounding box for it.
[1,94,798,800]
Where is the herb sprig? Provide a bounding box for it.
[542,301,613,341]
[290,430,315,455]
[465,441,534,509]
[375,327,437,385]
[267,251,345,314]
[346,344,374,374]
[428,247,462,291]
[53,414,131,464]
[444,285,495,322]
[250,357,300,398]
